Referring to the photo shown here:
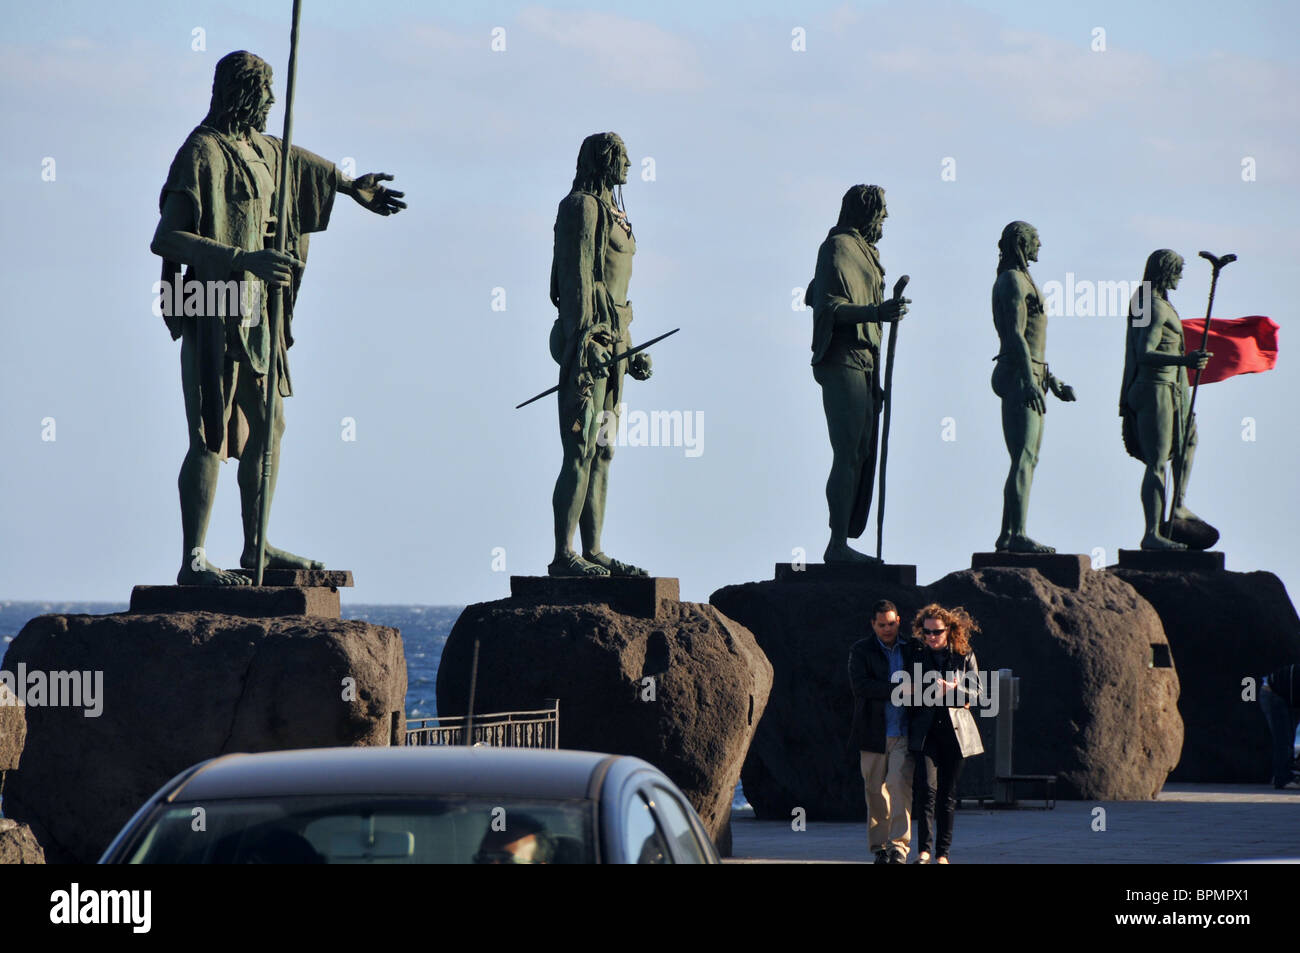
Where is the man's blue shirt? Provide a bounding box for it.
[878,636,905,738]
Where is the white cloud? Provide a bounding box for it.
[1127,213,1292,259]
[868,28,1161,126]
[515,6,706,92]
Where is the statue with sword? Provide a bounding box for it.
[526,132,667,578]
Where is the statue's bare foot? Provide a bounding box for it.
[549,552,610,577]
[1140,531,1187,551]
[994,533,1011,552]
[999,534,1056,554]
[240,544,325,571]
[824,541,882,564]
[584,551,648,577]
[1170,505,1203,523]
[177,564,253,586]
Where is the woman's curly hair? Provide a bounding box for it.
[911,603,979,655]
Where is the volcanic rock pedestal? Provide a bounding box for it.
[436,576,772,855]
[711,563,1182,819]
[971,552,1092,590]
[1109,560,1300,782]
[1,573,406,864]
[0,696,24,775]
[0,819,45,864]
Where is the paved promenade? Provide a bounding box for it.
[728,784,1300,864]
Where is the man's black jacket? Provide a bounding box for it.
[848,635,918,753]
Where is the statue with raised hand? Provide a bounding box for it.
[990,221,1075,553]
[548,132,652,577]
[807,185,910,563]
[152,51,405,586]
[1119,249,1217,550]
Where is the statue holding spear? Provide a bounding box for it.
[151,15,406,586]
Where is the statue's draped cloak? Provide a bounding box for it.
[1120,294,1189,462]
[809,227,884,367]
[808,227,885,538]
[158,125,337,456]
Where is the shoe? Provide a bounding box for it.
[873,849,889,864]
[888,849,906,864]
[1275,779,1300,790]
[936,855,950,864]
[912,851,931,865]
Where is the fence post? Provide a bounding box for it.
[545,697,560,749]
[994,669,1019,806]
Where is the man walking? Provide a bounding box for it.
[848,599,915,863]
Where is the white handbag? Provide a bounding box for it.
[951,705,985,758]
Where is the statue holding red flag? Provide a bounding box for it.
[1121,250,1230,551]
[1178,314,1279,384]
[1122,247,1279,551]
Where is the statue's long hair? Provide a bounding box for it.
[204,51,272,134]
[1142,248,1184,294]
[996,221,1037,275]
[572,132,629,216]
[836,184,885,231]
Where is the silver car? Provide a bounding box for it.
[98,746,720,864]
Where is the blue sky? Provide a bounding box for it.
[2,1,1296,605]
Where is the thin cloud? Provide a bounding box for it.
[515,6,707,91]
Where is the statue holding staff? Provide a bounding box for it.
[806,185,910,563]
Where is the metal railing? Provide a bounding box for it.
[404,698,559,749]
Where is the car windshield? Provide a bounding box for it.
[124,796,594,864]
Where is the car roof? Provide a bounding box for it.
[168,746,632,802]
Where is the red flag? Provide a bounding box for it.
[1182,315,1279,384]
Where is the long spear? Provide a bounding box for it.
[254,0,303,585]
[1169,250,1234,518]
[875,275,909,559]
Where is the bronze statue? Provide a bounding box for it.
[152,51,405,586]
[548,132,653,577]
[806,185,910,563]
[990,221,1075,553]
[1120,249,1217,549]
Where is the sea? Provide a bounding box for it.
[0,602,748,809]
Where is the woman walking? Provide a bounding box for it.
[908,603,984,863]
